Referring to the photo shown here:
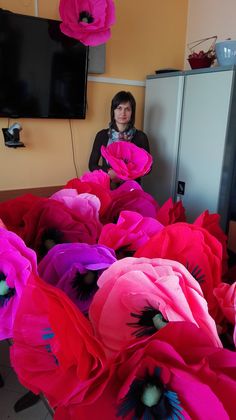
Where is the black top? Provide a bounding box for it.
[89,128,150,172]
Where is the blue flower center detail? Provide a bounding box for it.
[117,368,184,419]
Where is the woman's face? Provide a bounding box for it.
[114,101,132,127]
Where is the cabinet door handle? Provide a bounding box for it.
[177,181,185,195]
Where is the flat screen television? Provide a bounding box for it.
[0,9,89,119]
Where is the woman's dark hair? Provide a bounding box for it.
[110,91,136,129]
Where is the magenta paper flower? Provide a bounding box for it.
[156,197,186,226]
[22,198,100,261]
[89,257,221,358]
[59,0,116,46]
[103,188,159,224]
[214,282,236,347]
[135,222,223,323]
[38,242,116,314]
[194,210,228,275]
[98,210,163,258]
[11,274,106,408]
[80,169,111,190]
[0,228,37,340]
[50,188,102,238]
[101,141,153,181]
[54,322,236,420]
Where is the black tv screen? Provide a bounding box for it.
[0,9,88,119]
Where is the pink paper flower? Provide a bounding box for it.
[38,242,116,314]
[135,222,223,323]
[157,197,186,225]
[51,188,102,239]
[101,141,153,180]
[59,0,116,46]
[11,274,106,408]
[0,228,37,340]
[89,257,221,358]
[80,169,111,190]
[22,198,100,261]
[54,322,236,420]
[65,178,112,218]
[98,210,163,258]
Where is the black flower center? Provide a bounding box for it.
[116,245,135,260]
[72,270,99,301]
[39,227,64,259]
[186,261,205,284]
[0,272,15,307]
[127,306,168,338]
[79,11,94,24]
[117,368,183,419]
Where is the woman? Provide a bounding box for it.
[89,91,150,188]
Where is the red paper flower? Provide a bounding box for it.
[11,274,106,408]
[59,0,116,46]
[0,194,43,237]
[194,210,228,275]
[213,282,236,347]
[0,228,37,340]
[89,257,221,358]
[101,141,153,180]
[98,210,163,258]
[157,197,186,226]
[54,322,236,420]
[135,222,223,323]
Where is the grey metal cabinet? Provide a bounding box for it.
[143,66,236,231]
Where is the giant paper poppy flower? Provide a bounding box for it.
[0,228,37,340]
[65,178,112,218]
[101,141,153,181]
[80,169,111,190]
[38,242,116,314]
[98,210,163,259]
[194,210,228,276]
[11,274,106,408]
[50,188,102,239]
[22,198,99,261]
[59,0,116,46]
[135,222,223,323]
[156,197,186,226]
[54,322,236,420]
[89,257,221,358]
[103,188,159,224]
[0,194,43,237]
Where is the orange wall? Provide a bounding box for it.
[0,0,188,191]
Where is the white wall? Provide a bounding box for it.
[185,0,236,69]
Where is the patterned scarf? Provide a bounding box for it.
[107,125,136,146]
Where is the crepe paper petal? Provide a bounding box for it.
[38,242,116,314]
[157,197,186,226]
[101,141,153,180]
[194,210,228,276]
[11,274,106,408]
[21,198,100,261]
[59,0,116,46]
[80,170,111,190]
[0,228,37,340]
[0,194,43,237]
[65,178,112,218]
[55,322,236,420]
[135,222,224,324]
[98,210,163,258]
[213,282,236,326]
[0,218,6,228]
[50,189,102,239]
[89,256,221,358]
[103,188,159,224]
